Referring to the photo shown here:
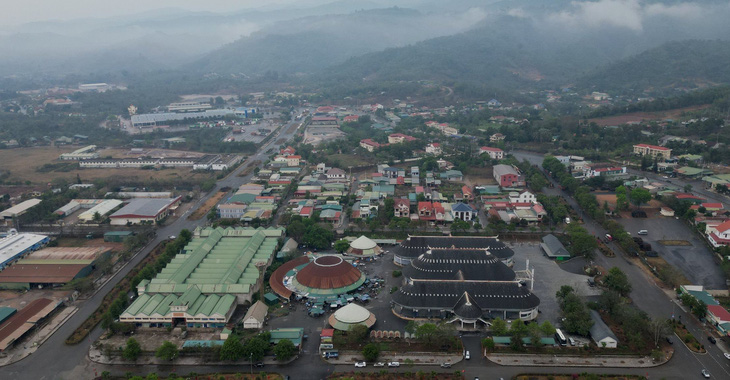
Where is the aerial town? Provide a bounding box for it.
[2,1,730,380]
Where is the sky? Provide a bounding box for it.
[0,0,310,26]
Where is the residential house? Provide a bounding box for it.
[708,220,730,247]
[490,133,506,143]
[394,198,410,218]
[326,168,346,180]
[633,144,672,159]
[388,133,416,144]
[493,165,523,187]
[360,139,381,152]
[285,155,301,167]
[425,143,442,155]
[280,146,296,155]
[480,147,504,160]
[461,185,473,201]
[451,203,476,222]
[440,170,463,181]
[509,190,536,204]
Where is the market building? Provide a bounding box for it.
[346,236,382,258]
[392,235,514,267]
[271,255,366,300]
[328,303,376,331]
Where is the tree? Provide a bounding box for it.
[273,339,296,361]
[415,323,438,346]
[527,322,543,347]
[155,341,178,361]
[122,338,142,361]
[683,184,693,193]
[405,321,418,336]
[649,319,670,347]
[490,318,508,336]
[630,188,652,208]
[347,324,369,345]
[604,267,632,297]
[334,239,350,253]
[362,343,380,362]
[220,335,245,361]
[93,211,102,222]
[242,335,269,361]
[539,321,556,337]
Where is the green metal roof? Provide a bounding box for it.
[688,290,720,306]
[0,306,17,323]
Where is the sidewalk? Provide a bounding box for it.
[487,350,673,368]
[88,344,298,366]
[326,350,463,366]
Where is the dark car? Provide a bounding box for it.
[708,336,717,344]
[666,336,673,344]
[254,362,265,367]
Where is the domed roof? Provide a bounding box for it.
[295,255,364,290]
[350,236,377,250]
[333,303,371,324]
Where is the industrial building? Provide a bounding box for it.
[1,199,42,223]
[0,232,50,270]
[79,154,240,171]
[131,110,234,128]
[0,298,60,351]
[109,197,182,225]
[167,102,212,113]
[391,247,539,328]
[392,235,515,267]
[0,246,112,289]
[121,227,284,327]
[59,145,99,160]
[78,200,123,223]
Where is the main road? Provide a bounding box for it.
[3,110,306,380]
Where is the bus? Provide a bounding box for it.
[555,328,567,346]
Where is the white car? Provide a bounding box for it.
[355,362,366,368]
[387,361,400,367]
[373,362,385,367]
[702,369,710,378]
[724,352,730,360]
[464,350,471,360]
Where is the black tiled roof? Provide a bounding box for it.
[394,236,514,260]
[392,280,540,311]
[402,248,515,281]
[453,292,483,319]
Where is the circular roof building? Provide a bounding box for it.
[328,303,376,331]
[289,255,367,298]
[346,236,382,257]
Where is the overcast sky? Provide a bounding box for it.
[0,0,310,26]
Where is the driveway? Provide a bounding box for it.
[617,215,726,289]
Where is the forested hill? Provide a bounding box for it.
[578,40,730,92]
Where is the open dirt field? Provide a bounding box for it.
[588,104,711,126]
[189,190,227,220]
[464,166,496,187]
[0,147,212,185]
[0,289,72,309]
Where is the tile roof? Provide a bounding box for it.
[402,248,515,281]
[395,236,514,261]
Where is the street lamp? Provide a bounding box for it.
[250,352,253,375]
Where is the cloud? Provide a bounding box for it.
[644,3,704,19]
[547,0,643,31]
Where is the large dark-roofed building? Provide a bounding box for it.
[393,235,514,266]
[392,239,538,329]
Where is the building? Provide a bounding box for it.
[122,227,284,328]
[217,203,248,219]
[425,143,442,155]
[480,147,504,160]
[708,220,730,247]
[540,234,570,261]
[490,133,506,143]
[509,190,536,204]
[271,255,366,300]
[633,144,672,159]
[328,303,376,331]
[109,197,181,225]
[59,145,99,160]
[393,198,410,218]
[0,298,60,351]
[79,83,111,92]
[0,232,50,270]
[388,133,416,144]
[167,102,213,113]
[1,199,42,222]
[359,139,381,152]
[391,248,538,327]
[393,235,515,267]
[0,246,111,289]
[346,236,382,257]
[589,310,618,348]
[78,199,123,223]
[269,328,304,348]
[451,203,476,221]
[707,305,730,336]
[104,231,135,243]
[131,110,234,128]
[493,165,523,188]
[326,168,346,180]
[242,300,268,329]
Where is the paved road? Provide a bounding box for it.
[3,111,305,380]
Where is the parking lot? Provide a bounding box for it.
[617,216,727,289]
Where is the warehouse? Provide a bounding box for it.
[131,109,234,128]
[1,199,42,222]
[109,196,182,225]
[391,247,539,328]
[0,298,60,351]
[242,300,268,329]
[540,234,571,261]
[0,246,111,289]
[58,145,99,160]
[78,199,123,223]
[135,227,283,305]
[0,232,50,270]
[104,231,135,242]
[392,235,515,267]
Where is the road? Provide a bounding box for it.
[512,150,730,380]
[3,111,306,380]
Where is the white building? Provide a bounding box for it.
[589,310,618,348]
[0,232,50,269]
[242,300,268,329]
[167,102,213,113]
[509,190,537,204]
[78,200,123,223]
[1,199,42,222]
[59,145,99,161]
[425,143,442,155]
[109,197,181,225]
[479,146,504,160]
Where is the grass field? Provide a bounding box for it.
[0,146,212,185]
[329,153,374,167]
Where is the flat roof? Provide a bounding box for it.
[110,197,180,219]
[0,199,42,218]
[19,246,110,265]
[0,263,89,284]
[0,233,49,266]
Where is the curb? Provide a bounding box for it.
[674,331,707,355]
[485,353,671,368]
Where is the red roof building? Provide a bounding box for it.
[343,115,359,122]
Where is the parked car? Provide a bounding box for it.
[388,361,400,367]
[702,369,710,378]
[464,350,470,360]
[723,352,730,360]
[708,336,717,344]
[373,362,385,367]
[254,362,265,368]
[568,337,576,346]
[605,234,613,241]
[638,230,648,235]
[666,336,673,344]
[440,363,452,368]
[354,362,366,368]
